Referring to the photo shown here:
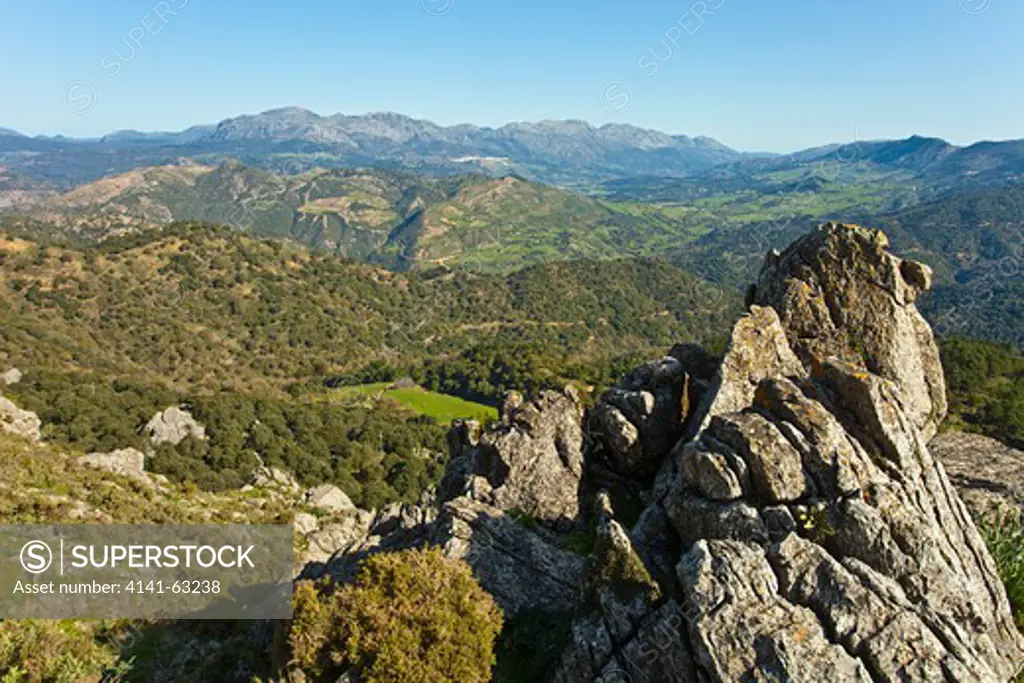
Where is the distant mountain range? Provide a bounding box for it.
[4,107,1021,193]
[0,107,742,189]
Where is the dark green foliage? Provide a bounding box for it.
[4,369,447,507]
[940,337,1024,448]
[3,370,175,453]
[0,223,735,394]
[492,609,574,683]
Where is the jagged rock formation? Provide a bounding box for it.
[590,344,719,485]
[0,394,41,442]
[308,390,591,616]
[752,222,947,441]
[300,223,1022,682]
[144,406,206,446]
[550,223,1024,682]
[592,356,692,480]
[554,493,669,681]
[431,498,586,615]
[931,431,1024,519]
[441,387,585,528]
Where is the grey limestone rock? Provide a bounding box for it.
[144,406,206,445]
[0,394,41,442]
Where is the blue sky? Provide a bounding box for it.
[0,0,1019,151]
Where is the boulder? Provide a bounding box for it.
[304,484,356,514]
[1,368,22,385]
[0,394,41,442]
[440,387,585,528]
[78,448,148,484]
[144,406,206,446]
[293,512,319,536]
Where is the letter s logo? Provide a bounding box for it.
[20,541,52,574]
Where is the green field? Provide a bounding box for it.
[330,383,498,424]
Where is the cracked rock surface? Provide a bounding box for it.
[550,223,1023,682]
[301,224,1022,682]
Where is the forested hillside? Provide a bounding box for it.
[0,221,736,503]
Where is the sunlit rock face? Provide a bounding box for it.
[552,224,1023,682]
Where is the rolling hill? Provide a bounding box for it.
[0,222,737,394]
[3,163,719,271]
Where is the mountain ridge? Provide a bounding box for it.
[3,108,1023,193]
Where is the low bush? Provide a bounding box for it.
[289,547,503,683]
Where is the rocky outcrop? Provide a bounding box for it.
[144,406,206,446]
[303,493,586,619]
[592,356,694,480]
[293,511,319,535]
[304,388,590,603]
[1,368,22,385]
[693,305,806,432]
[304,484,356,514]
[0,394,41,442]
[553,493,669,681]
[293,223,1022,682]
[441,387,585,528]
[78,448,149,484]
[431,498,586,615]
[752,222,947,441]
[931,431,1024,520]
[680,539,874,681]
[549,224,1024,682]
[301,509,376,567]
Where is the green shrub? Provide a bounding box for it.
[0,620,116,682]
[981,512,1024,631]
[289,548,503,683]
